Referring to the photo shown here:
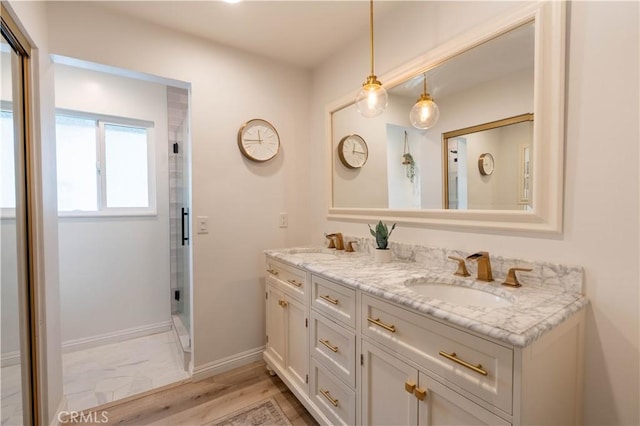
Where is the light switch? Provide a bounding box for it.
[197,216,209,234]
[279,213,288,228]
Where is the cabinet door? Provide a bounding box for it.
[417,372,510,426]
[361,340,418,426]
[265,281,286,369]
[285,295,308,393]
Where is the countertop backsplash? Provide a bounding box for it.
[340,236,584,294]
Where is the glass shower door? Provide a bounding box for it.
[177,120,190,337]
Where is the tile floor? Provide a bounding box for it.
[1,363,24,426]
[62,330,189,412]
[1,330,189,425]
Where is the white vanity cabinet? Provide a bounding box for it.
[361,293,511,425]
[308,275,357,425]
[263,255,585,426]
[361,340,509,426]
[360,293,585,426]
[264,260,309,397]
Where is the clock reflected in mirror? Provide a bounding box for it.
[338,134,369,169]
[238,118,280,162]
[478,153,495,176]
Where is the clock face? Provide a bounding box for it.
[478,153,495,176]
[238,119,280,162]
[338,134,368,169]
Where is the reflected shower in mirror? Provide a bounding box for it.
[332,20,535,210]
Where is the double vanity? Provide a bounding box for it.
[263,240,587,425]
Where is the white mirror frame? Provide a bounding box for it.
[326,1,565,234]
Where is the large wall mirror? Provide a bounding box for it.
[327,1,566,233]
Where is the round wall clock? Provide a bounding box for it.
[237,118,280,162]
[478,153,495,176]
[338,134,368,169]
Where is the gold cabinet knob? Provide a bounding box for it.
[278,299,288,308]
[414,387,427,401]
[405,380,416,393]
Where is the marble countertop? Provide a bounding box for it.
[264,247,589,348]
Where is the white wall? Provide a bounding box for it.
[43,2,311,372]
[1,49,20,358]
[5,1,64,423]
[386,125,423,209]
[463,122,529,210]
[1,221,20,356]
[54,64,171,343]
[311,1,639,425]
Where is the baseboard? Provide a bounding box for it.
[192,346,266,381]
[1,350,20,368]
[49,396,68,426]
[62,321,172,353]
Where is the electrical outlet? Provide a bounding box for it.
[197,216,209,234]
[279,213,288,228]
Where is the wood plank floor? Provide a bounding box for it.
[76,361,318,425]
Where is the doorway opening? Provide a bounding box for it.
[52,57,193,412]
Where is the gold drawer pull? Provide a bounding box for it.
[319,338,338,353]
[439,351,488,376]
[266,269,279,276]
[414,387,427,401]
[367,317,396,333]
[278,299,288,308]
[319,294,339,305]
[405,380,416,393]
[287,279,302,287]
[319,388,339,407]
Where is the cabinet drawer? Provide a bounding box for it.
[310,311,356,388]
[362,294,513,414]
[310,359,356,426]
[311,275,356,328]
[266,259,306,300]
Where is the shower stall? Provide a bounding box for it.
[167,86,191,370]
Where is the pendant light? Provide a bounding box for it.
[355,0,388,118]
[410,73,440,129]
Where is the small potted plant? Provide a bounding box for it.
[368,220,396,263]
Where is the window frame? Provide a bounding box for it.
[1,102,17,218]
[55,109,157,218]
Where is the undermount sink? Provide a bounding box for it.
[406,282,513,308]
[286,248,338,260]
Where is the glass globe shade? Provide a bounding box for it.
[355,79,388,118]
[410,95,440,129]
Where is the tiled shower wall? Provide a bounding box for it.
[167,87,188,314]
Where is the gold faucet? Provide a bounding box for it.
[325,234,336,248]
[345,241,358,252]
[326,233,345,250]
[447,256,470,277]
[466,252,494,282]
[502,267,533,287]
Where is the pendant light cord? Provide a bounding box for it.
[370,0,374,76]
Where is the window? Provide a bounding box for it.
[1,109,16,210]
[55,112,155,215]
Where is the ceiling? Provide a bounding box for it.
[99,1,404,69]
